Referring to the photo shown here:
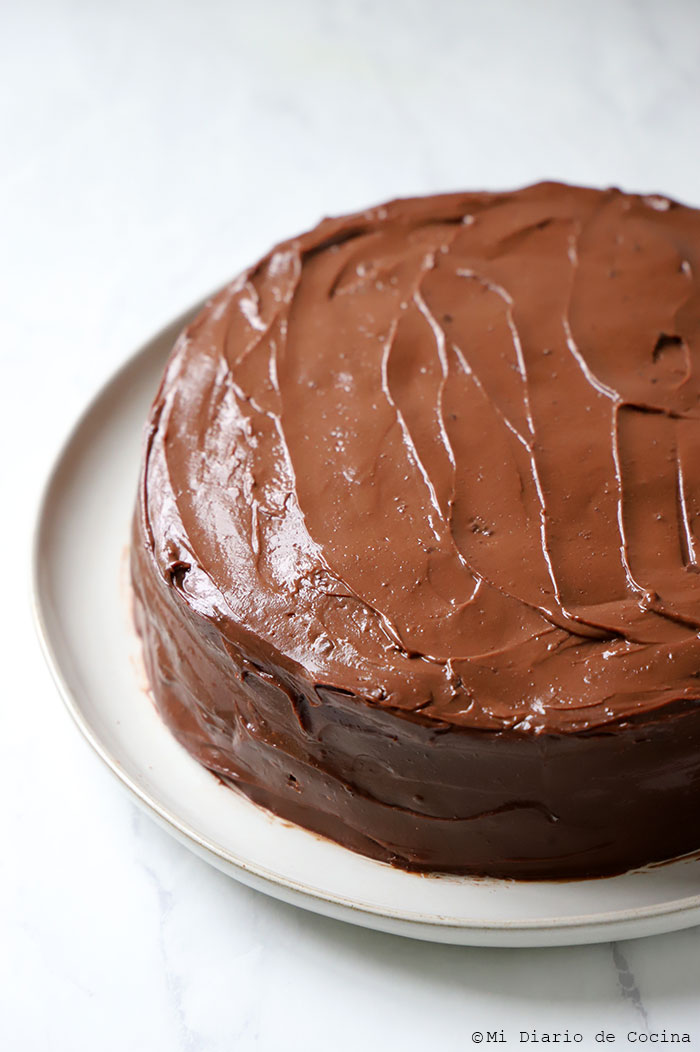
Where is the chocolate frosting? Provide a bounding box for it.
[132,183,700,877]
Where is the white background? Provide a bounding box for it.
[3,1,700,1048]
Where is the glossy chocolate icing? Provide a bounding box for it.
[132,183,700,877]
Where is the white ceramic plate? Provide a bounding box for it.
[32,304,700,947]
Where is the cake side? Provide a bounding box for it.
[132,518,700,878]
[131,183,700,877]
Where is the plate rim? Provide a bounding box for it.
[30,301,700,942]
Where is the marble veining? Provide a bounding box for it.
[611,943,649,1028]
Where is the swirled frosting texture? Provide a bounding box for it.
[141,183,700,734]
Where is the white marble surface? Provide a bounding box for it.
[3,0,700,1047]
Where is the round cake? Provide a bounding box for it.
[131,182,700,879]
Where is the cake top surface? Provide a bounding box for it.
[141,182,700,733]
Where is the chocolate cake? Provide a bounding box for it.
[131,182,700,879]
